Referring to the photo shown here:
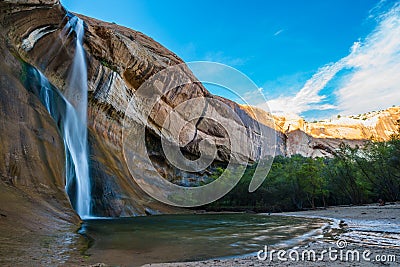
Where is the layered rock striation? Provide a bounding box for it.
[242,105,400,157]
[0,0,282,218]
[274,107,400,157]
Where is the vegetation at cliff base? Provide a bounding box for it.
[203,125,400,212]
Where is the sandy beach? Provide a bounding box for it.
[142,204,400,267]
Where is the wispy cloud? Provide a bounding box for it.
[336,2,400,115]
[263,1,400,117]
[265,59,346,114]
[274,29,285,36]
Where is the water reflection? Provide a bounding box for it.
[81,214,326,266]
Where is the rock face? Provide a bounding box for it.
[273,107,400,157]
[0,14,83,265]
[240,105,400,157]
[0,0,281,219]
[274,108,400,141]
[0,0,182,217]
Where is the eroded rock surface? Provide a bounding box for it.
[0,25,83,265]
[241,105,400,157]
[274,107,400,157]
[1,0,281,218]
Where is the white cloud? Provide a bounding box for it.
[264,2,400,117]
[274,29,285,36]
[336,2,400,115]
[265,57,347,114]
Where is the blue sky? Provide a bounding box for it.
[62,0,400,120]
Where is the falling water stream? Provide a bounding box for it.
[26,13,92,218]
[60,13,91,219]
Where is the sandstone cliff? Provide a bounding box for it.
[275,107,400,157]
[0,0,183,218]
[241,105,400,157]
[274,107,400,140]
[0,0,281,220]
[0,6,83,264]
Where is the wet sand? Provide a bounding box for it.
[142,204,400,267]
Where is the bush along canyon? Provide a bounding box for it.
[0,1,399,266]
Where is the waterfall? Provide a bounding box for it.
[60,14,91,219]
[26,13,92,219]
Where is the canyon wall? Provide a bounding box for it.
[0,0,282,218]
[241,105,400,157]
[275,107,400,157]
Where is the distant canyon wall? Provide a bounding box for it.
[243,105,400,158]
